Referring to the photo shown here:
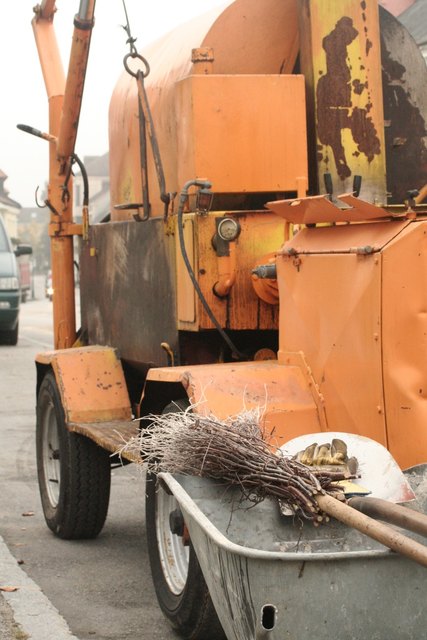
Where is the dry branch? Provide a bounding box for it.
[118,409,427,567]
[120,408,352,522]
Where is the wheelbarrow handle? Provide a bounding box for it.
[349,496,427,539]
[316,494,427,569]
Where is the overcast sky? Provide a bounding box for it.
[0,1,226,207]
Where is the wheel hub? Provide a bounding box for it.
[155,485,190,595]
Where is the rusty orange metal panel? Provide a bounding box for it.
[145,361,324,446]
[109,0,300,219]
[174,74,307,194]
[37,346,132,423]
[200,0,299,77]
[267,194,394,225]
[280,220,410,255]
[177,212,283,331]
[382,221,427,469]
[277,246,387,445]
[298,0,387,202]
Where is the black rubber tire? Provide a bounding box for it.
[0,322,18,346]
[145,400,226,640]
[36,371,111,539]
[8,322,18,345]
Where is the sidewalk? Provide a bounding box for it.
[0,593,26,640]
[0,535,78,640]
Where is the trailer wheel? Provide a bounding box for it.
[36,371,111,539]
[146,400,225,640]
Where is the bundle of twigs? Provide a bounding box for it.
[120,407,352,522]
[119,407,427,567]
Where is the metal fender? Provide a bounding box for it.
[143,358,327,447]
[36,345,132,424]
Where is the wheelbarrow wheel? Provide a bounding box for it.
[145,399,226,640]
[36,371,111,539]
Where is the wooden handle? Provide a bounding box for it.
[349,496,427,539]
[316,493,427,568]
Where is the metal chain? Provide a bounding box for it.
[121,0,138,55]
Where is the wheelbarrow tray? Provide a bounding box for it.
[159,464,427,640]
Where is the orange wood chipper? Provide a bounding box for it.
[21,1,427,638]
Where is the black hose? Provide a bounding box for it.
[177,180,246,361]
[72,154,89,206]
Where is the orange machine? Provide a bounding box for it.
[24,1,427,638]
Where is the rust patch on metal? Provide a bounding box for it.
[316,17,381,180]
[353,79,366,95]
[381,37,427,204]
[351,107,381,161]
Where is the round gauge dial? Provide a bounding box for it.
[217,218,241,241]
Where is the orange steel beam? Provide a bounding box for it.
[57,0,96,163]
[32,1,96,349]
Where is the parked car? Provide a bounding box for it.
[0,216,32,345]
[17,254,33,302]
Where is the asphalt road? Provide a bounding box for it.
[0,278,174,640]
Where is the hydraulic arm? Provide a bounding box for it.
[31,0,96,348]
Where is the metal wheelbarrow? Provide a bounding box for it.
[158,433,427,640]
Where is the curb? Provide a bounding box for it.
[0,534,79,640]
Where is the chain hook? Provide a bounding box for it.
[123,53,150,79]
